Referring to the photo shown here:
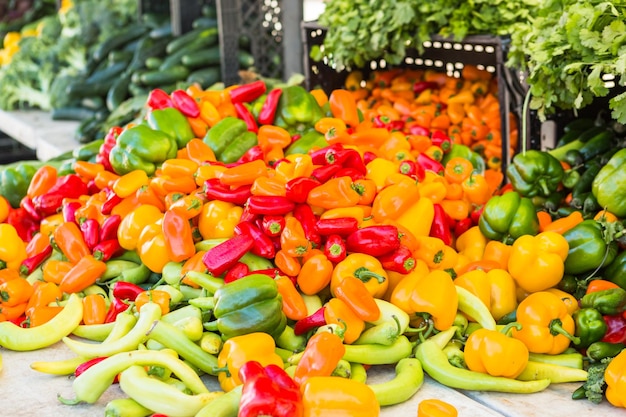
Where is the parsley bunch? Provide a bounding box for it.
[507,0,626,123]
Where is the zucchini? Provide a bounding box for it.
[562,117,597,133]
[86,61,128,84]
[80,96,105,111]
[51,106,98,121]
[125,35,173,74]
[105,95,149,128]
[128,82,150,97]
[92,25,150,63]
[108,50,134,64]
[140,65,190,86]
[66,78,118,99]
[106,74,132,111]
[181,46,221,68]
[577,131,615,162]
[145,56,163,70]
[187,67,221,88]
[577,126,607,143]
[165,27,218,55]
[149,22,173,39]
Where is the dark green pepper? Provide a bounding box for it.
[592,148,626,217]
[478,191,539,244]
[603,250,626,290]
[72,139,104,162]
[202,117,248,161]
[274,85,324,135]
[506,150,564,198]
[146,107,195,149]
[586,341,626,361]
[562,219,618,275]
[441,144,485,174]
[109,124,178,176]
[220,131,258,164]
[208,273,287,340]
[284,130,328,156]
[580,287,626,316]
[572,308,608,349]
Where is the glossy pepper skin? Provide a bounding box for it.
[580,288,626,316]
[506,150,564,198]
[604,250,626,290]
[208,273,287,340]
[109,125,178,176]
[441,144,485,175]
[562,219,618,275]
[0,161,40,208]
[274,85,325,135]
[300,376,380,417]
[464,324,529,379]
[146,107,195,149]
[572,308,608,349]
[592,148,626,217]
[605,349,626,408]
[478,191,539,244]
[203,117,256,163]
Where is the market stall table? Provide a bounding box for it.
[1,340,622,417]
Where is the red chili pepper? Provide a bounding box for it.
[339,149,367,174]
[332,167,364,181]
[33,174,89,216]
[62,200,82,224]
[100,214,122,242]
[87,179,100,194]
[19,196,42,221]
[239,204,258,223]
[104,297,130,323]
[229,80,267,104]
[345,225,401,257]
[413,80,439,94]
[93,239,123,262]
[602,315,626,344]
[416,152,444,175]
[293,204,321,249]
[310,164,342,183]
[372,115,391,129]
[257,88,282,125]
[388,120,406,132]
[234,221,276,259]
[315,217,359,236]
[454,217,473,238]
[235,102,259,133]
[286,177,321,205]
[111,281,145,301]
[171,89,200,118]
[75,357,119,383]
[96,126,123,172]
[294,306,327,335]
[261,215,286,238]
[80,218,100,251]
[224,262,250,283]
[429,203,453,246]
[204,178,252,206]
[237,145,265,163]
[202,233,255,276]
[6,207,38,242]
[431,130,452,153]
[101,188,122,215]
[324,234,347,263]
[19,244,53,276]
[147,88,174,110]
[246,195,295,216]
[238,360,302,417]
[379,244,416,274]
[470,205,484,225]
[409,124,430,137]
[363,151,377,165]
[398,160,425,182]
[310,144,345,165]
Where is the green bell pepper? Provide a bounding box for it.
[477,191,539,244]
[603,250,626,290]
[562,219,618,275]
[506,150,564,198]
[273,85,324,135]
[580,287,626,316]
[109,124,178,176]
[441,144,485,174]
[572,308,607,349]
[284,130,328,156]
[208,273,287,340]
[146,107,195,149]
[202,116,250,162]
[220,131,258,164]
[592,148,626,217]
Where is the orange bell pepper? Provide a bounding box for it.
[293,331,346,385]
[58,255,107,294]
[297,253,334,296]
[280,217,311,258]
[329,89,360,127]
[53,222,90,265]
[162,209,196,263]
[137,222,171,273]
[324,297,365,344]
[306,176,361,210]
[333,275,381,322]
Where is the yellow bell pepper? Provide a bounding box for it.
[454,269,518,322]
[464,324,529,379]
[197,200,243,240]
[414,236,458,271]
[365,157,400,190]
[118,205,163,251]
[274,153,314,182]
[217,332,284,392]
[389,260,430,313]
[0,224,27,270]
[511,291,579,355]
[544,288,579,316]
[507,231,569,293]
[454,226,487,262]
[136,221,170,273]
[605,349,626,408]
[300,376,380,417]
[330,253,388,299]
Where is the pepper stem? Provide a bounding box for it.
[549,318,581,345]
[353,267,386,283]
[538,178,552,197]
[499,321,523,337]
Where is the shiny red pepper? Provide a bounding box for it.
[62,200,82,224]
[285,176,320,204]
[93,239,123,262]
[238,360,303,417]
[147,88,174,110]
[96,126,123,172]
[398,160,425,182]
[324,234,347,263]
[229,80,267,104]
[602,314,626,344]
[75,357,119,383]
[262,215,286,238]
[413,80,439,94]
[80,218,100,251]
[234,221,276,259]
[345,225,401,257]
[340,149,367,175]
[202,233,255,276]
[238,145,265,163]
[101,188,122,215]
[111,281,145,301]
[19,244,53,275]
[19,196,42,221]
[379,244,416,274]
[224,262,250,283]
[294,306,327,335]
[429,203,453,246]
[234,102,259,133]
[310,164,342,183]
[315,217,359,236]
[416,153,444,175]
[204,178,252,206]
[104,297,130,323]
[454,217,474,238]
[431,130,452,153]
[409,124,430,137]
[258,88,282,125]
[6,207,38,242]
[363,151,377,165]
[100,214,121,242]
[310,144,345,165]
[247,195,295,216]
[32,174,89,216]
[171,89,200,118]
[293,204,321,249]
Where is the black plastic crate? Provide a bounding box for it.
[0,133,37,164]
[302,21,526,172]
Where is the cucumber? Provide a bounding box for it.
[80,96,105,111]
[159,33,219,70]
[108,50,134,64]
[577,131,615,162]
[562,117,597,133]
[126,35,173,74]
[145,56,163,70]
[128,82,150,97]
[51,106,98,121]
[238,50,255,69]
[140,65,190,86]
[181,46,221,68]
[66,78,118,99]
[92,25,150,63]
[165,27,218,55]
[149,22,173,39]
[187,67,221,88]
[192,17,218,29]
[106,74,132,111]
[577,126,607,143]
[86,61,128,84]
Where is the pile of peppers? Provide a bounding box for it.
[0,72,625,417]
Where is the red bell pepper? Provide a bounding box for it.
[238,360,303,417]
[261,215,286,238]
[398,160,425,181]
[246,195,295,216]
[429,203,453,246]
[7,207,39,242]
[257,88,282,125]
[19,196,42,221]
[203,178,252,206]
[454,217,474,238]
[171,89,200,118]
[62,200,82,224]
[310,164,342,183]
[234,102,259,133]
[315,217,359,236]
[229,80,267,104]
[379,244,416,274]
[293,204,321,249]
[96,126,123,172]
[234,221,276,259]
[310,144,345,165]
[363,151,377,165]
[324,234,347,263]
[19,244,53,276]
[345,225,401,257]
[99,214,121,242]
[101,188,122,215]
[294,306,327,335]
[202,233,255,276]
[223,262,250,283]
[602,314,626,344]
[413,80,439,94]
[409,124,430,137]
[111,281,145,301]
[147,88,174,110]
[340,149,367,175]
[237,145,265,163]
[416,152,444,175]
[32,174,89,216]
[80,218,100,251]
[431,130,452,153]
[286,177,321,203]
